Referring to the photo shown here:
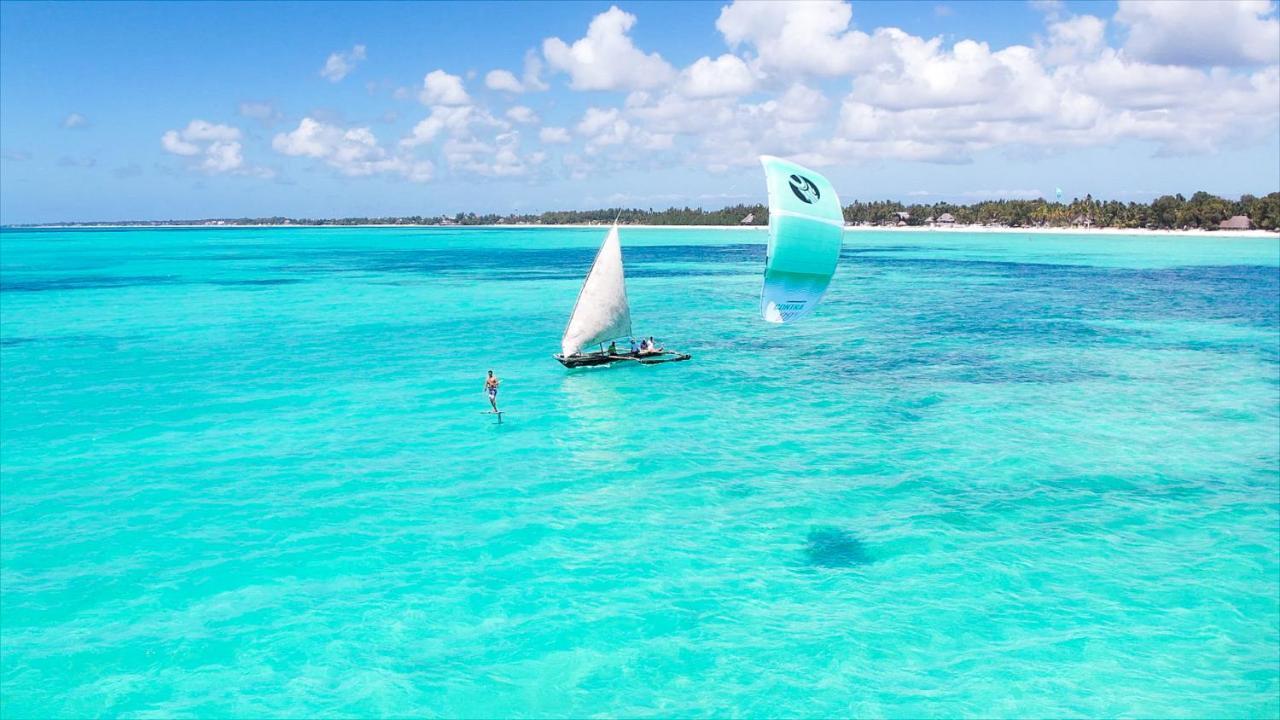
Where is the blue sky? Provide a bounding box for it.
[1,0,1277,223]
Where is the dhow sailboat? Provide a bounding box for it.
[554,223,691,369]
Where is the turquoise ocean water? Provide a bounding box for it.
[1,226,1277,717]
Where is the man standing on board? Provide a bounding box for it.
[485,370,500,413]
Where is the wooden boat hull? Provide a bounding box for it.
[554,351,692,368]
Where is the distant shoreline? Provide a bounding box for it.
[9,223,1277,239]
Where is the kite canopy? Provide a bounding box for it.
[759,155,844,323]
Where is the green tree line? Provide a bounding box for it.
[841,192,1280,231]
[18,192,1278,231]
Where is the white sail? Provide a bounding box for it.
[561,225,632,356]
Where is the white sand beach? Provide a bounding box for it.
[19,223,1278,239]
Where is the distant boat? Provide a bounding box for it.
[554,223,691,369]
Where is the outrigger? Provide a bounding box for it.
[556,344,692,369]
[554,222,691,369]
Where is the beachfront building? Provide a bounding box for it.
[937,213,955,226]
[895,211,910,226]
[1219,215,1251,230]
[1072,214,1093,228]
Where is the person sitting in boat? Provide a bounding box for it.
[639,336,663,355]
[629,337,640,354]
[608,341,618,355]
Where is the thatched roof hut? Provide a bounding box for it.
[937,213,955,225]
[1219,215,1251,230]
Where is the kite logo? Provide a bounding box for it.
[788,174,820,204]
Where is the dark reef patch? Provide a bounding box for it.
[804,527,873,568]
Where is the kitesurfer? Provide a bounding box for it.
[485,370,500,412]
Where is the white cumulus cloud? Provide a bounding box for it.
[520,50,550,92]
[505,105,539,124]
[396,96,539,178]
[403,106,471,148]
[484,50,551,93]
[539,126,571,144]
[574,106,673,153]
[485,70,524,93]
[181,119,242,142]
[273,117,433,181]
[161,131,200,156]
[716,0,895,76]
[320,44,367,82]
[1116,0,1279,67]
[202,141,244,173]
[419,70,471,106]
[854,34,1046,111]
[1040,14,1107,65]
[401,105,509,148]
[444,131,545,177]
[62,112,88,129]
[678,54,757,98]
[543,6,675,90]
[160,120,254,174]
